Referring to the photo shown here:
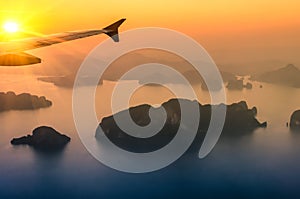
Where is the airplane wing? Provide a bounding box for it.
[0,18,126,66]
[3,18,126,53]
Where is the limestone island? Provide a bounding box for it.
[0,91,52,111]
[38,74,103,88]
[226,79,253,90]
[96,98,266,153]
[290,110,300,131]
[251,64,300,88]
[11,126,70,152]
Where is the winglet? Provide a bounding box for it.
[103,18,126,42]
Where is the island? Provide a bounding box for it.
[198,71,237,91]
[38,74,103,88]
[11,126,71,152]
[0,91,52,111]
[96,98,266,153]
[226,79,253,90]
[290,110,300,130]
[251,64,300,88]
[39,69,236,89]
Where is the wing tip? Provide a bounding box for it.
[103,18,126,42]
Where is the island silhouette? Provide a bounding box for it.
[0,91,52,111]
[11,126,70,152]
[290,110,300,131]
[251,64,300,88]
[226,79,253,90]
[96,98,266,153]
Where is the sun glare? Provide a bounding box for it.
[3,21,19,33]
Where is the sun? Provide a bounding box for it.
[3,21,19,33]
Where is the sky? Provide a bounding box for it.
[0,0,299,74]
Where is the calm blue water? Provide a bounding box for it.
[1,75,300,199]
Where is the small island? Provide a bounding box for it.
[0,91,52,111]
[290,110,300,130]
[11,126,71,152]
[226,79,253,90]
[38,74,103,88]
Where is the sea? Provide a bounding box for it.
[1,74,300,199]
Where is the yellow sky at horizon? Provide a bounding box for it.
[0,0,299,73]
[0,0,299,33]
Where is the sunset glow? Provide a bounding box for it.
[0,0,299,73]
[3,21,19,33]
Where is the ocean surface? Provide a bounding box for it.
[1,74,300,199]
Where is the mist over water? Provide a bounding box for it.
[1,74,300,198]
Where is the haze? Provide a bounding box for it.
[0,0,299,75]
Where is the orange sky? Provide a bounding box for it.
[0,0,300,73]
[1,1,299,32]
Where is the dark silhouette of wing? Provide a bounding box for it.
[2,18,126,53]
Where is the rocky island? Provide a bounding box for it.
[290,110,300,130]
[251,64,300,88]
[38,74,103,88]
[226,79,253,90]
[39,69,236,89]
[0,91,52,111]
[96,98,266,153]
[11,126,70,152]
